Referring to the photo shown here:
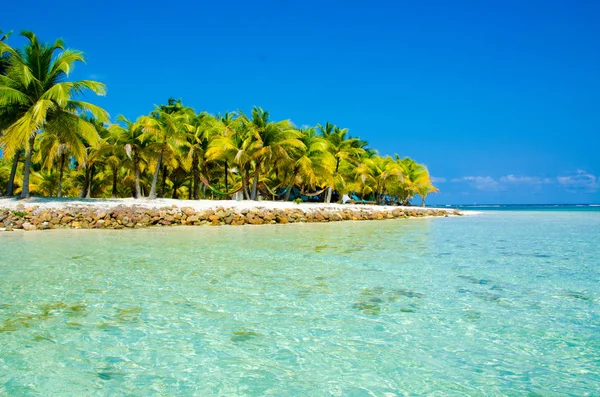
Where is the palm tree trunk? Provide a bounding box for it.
[325,158,341,204]
[149,145,164,199]
[242,171,250,200]
[86,164,95,198]
[159,165,168,198]
[192,155,200,200]
[6,150,21,196]
[421,195,426,207]
[134,154,142,198]
[20,134,37,199]
[251,166,260,200]
[79,166,89,198]
[224,161,228,196]
[111,166,118,198]
[57,152,66,197]
[284,182,293,201]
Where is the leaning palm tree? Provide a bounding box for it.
[0,31,108,198]
[413,169,438,206]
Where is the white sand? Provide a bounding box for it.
[0,197,465,214]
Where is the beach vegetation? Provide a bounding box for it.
[0,30,438,205]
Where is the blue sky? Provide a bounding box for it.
[4,0,599,204]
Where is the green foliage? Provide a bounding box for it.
[293,197,303,204]
[0,31,437,204]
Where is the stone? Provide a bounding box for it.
[181,207,196,216]
[22,222,36,231]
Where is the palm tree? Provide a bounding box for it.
[34,133,70,197]
[0,30,20,196]
[137,106,190,199]
[0,31,108,198]
[109,116,148,198]
[393,156,428,205]
[284,127,335,200]
[241,107,304,200]
[0,29,11,76]
[318,123,365,203]
[96,123,127,198]
[206,113,253,199]
[179,111,217,200]
[354,156,403,204]
[416,180,438,206]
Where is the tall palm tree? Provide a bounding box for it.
[0,30,19,196]
[137,106,190,199]
[96,123,127,198]
[0,31,108,198]
[179,111,216,200]
[241,107,304,200]
[285,127,335,199]
[109,116,147,198]
[318,122,365,203]
[206,114,253,199]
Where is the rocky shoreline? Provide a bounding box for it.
[0,203,461,231]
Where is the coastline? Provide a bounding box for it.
[0,197,463,231]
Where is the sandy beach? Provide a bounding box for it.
[0,197,463,214]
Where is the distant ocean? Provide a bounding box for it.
[445,203,600,212]
[1,207,598,395]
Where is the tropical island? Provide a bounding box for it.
[0,30,454,230]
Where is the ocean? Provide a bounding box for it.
[1,208,598,396]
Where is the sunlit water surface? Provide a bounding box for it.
[1,211,599,396]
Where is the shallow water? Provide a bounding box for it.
[1,211,599,396]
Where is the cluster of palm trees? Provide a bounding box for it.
[0,30,438,205]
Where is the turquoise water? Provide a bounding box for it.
[1,211,599,396]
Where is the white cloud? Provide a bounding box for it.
[430,176,446,183]
[499,175,553,185]
[452,176,502,191]
[557,170,598,193]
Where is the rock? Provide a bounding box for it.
[5,226,13,232]
[215,209,228,219]
[22,222,36,231]
[71,221,82,229]
[276,216,289,224]
[181,207,196,216]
